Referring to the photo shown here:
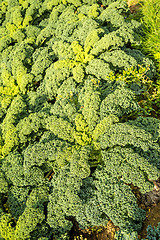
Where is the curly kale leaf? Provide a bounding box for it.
[0,1,160,239]
[142,223,160,240]
[47,163,146,237]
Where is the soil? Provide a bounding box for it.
[70,220,119,240]
[127,0,142,13]
[138,202,160,239]
[131,179,160,239]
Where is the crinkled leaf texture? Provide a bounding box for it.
[0,0,160,239]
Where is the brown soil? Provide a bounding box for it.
[127,0,141,13]
[70,220,119,240]
[131,180,160,239]
[138,202,160,239]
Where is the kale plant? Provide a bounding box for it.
[0,0,159,239]
[143,223,160,240]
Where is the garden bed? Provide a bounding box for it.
[0,0,160,239]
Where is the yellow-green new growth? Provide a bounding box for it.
[74,114,92,146]
[0,0,8,13]
[46,0,81,9]
[0,69,19,109]
[92,115,119,150]
[19,0,29,9]
[88,4,99,18]
[54,40,94,70]
[2,128,19,157]
[72,64,85,83]
[0,208,45,240]
[53,29,104,83]
[1,95,27,157]
[6,15,32,36]
[15,65,33,93]
[116,64,151,85]
[0,214,15,240]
